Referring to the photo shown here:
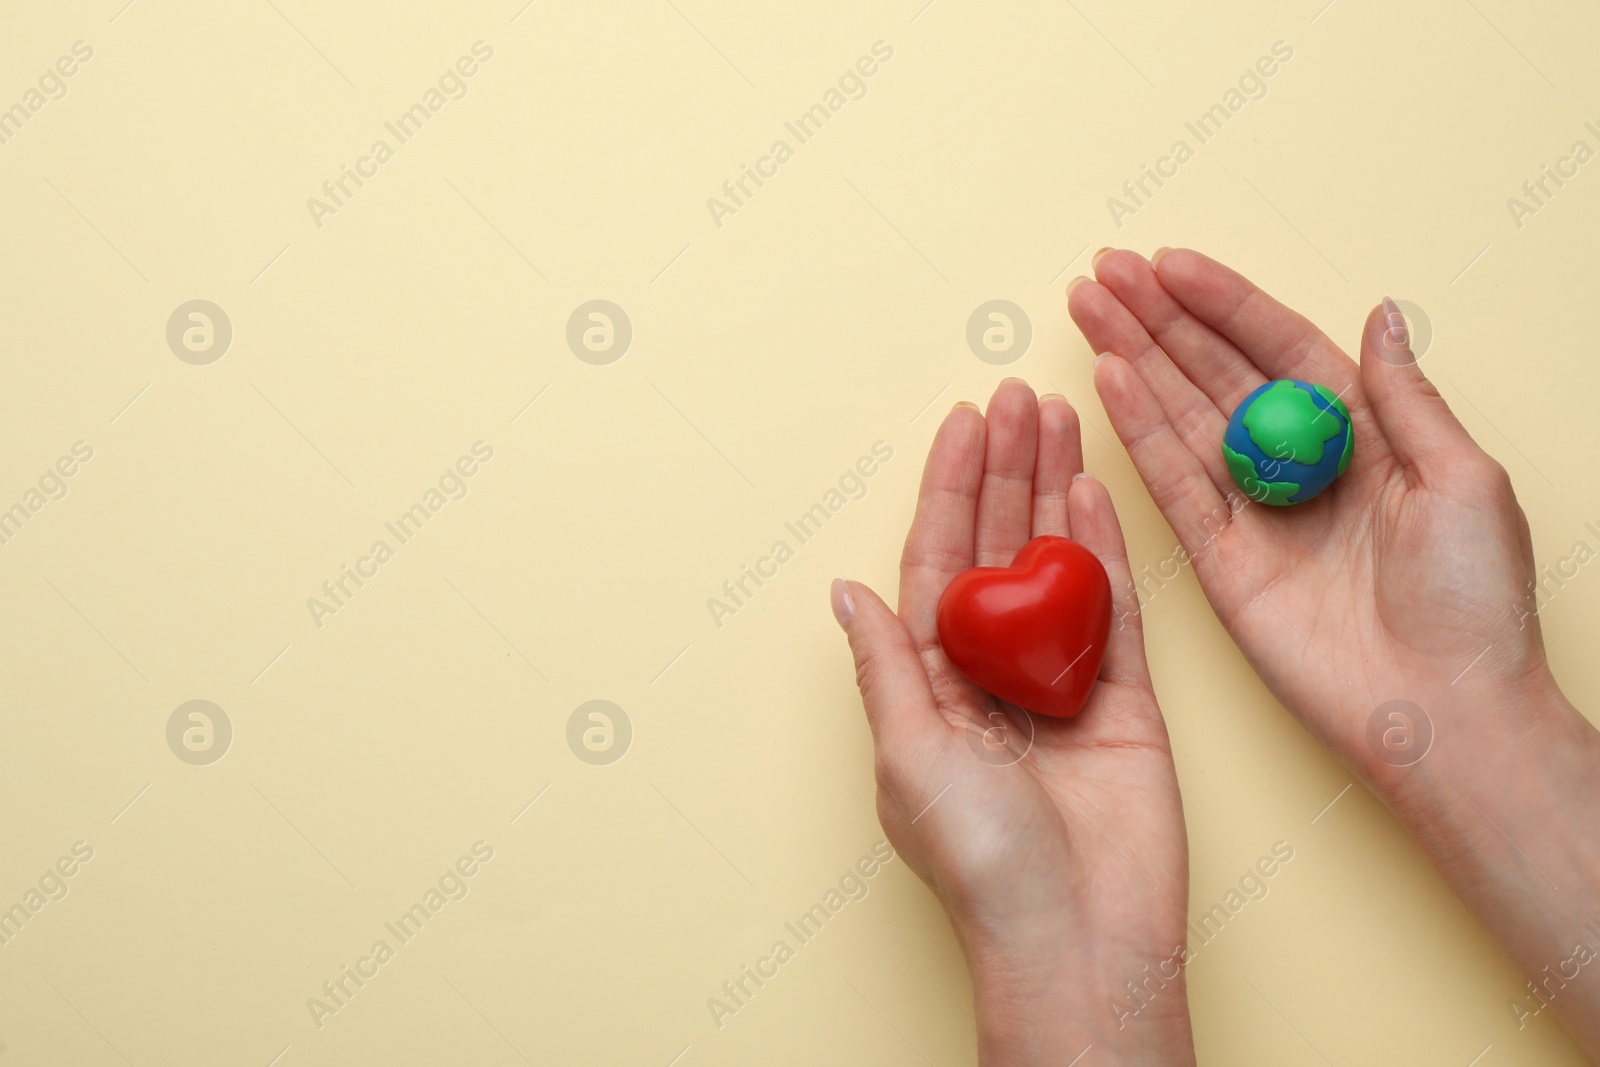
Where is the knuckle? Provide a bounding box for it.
[1467,453,1515,495]
[852,645,885,695]
[1412,376,1445,402]
[872,751,909,798]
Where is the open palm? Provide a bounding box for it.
[835,381,1191,1055]
[1068,248,1546,769]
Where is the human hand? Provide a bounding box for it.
[1067,248,1556,775]
[832,380,1194,1066]
[1069,248,1600,1056]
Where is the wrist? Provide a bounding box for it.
[1369,672,1600,998]
[957,915,1196,1066]
[1374,669,1589,845]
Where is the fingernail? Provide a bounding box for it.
[953,400,980,412]
[1381,296,1409,348]
[1094,352,1114,367]
[1073,472,1094,482]
[1092,246,1114,268]
[1065,274,1090,297]
[1040,392,1066,402]
[1001,376,1027,387]
[830,579,856,630]
[1151,246,1173,266]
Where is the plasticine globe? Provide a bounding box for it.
[1223,380,1353,506]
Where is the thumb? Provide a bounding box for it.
[1360,297,1475,471]
[831,578,937,754]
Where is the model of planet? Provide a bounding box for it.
[1223,380,1353,505]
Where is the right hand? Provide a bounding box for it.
[1070,247,1600,1060]
[1067,247,1558,773]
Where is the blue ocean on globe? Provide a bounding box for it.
[1222,379,1353,506]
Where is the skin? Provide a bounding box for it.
[1067,247,1600,1057]
[833,246,1600,1062]
[831,383,1196,1064]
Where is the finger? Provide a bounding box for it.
[1031,393,1082,539]
[1095,353,1232,558]
[1066,474,1151,690]
[1068,274,1231,491]
[1094,247,1268,415]
[1359,299,1476,472]
[1152,248,1362,398]
[899,403,986,646]
[974,378,1039,566]
[833,579,944,757]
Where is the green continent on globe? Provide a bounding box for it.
[1243,380,1343,464]
[1311,383,1351,423]
[1224,444,1300,506]
[1311,383,1354,476]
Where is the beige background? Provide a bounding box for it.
[1,0,1597,1063]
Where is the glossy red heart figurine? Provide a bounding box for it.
[935,535,1112,718]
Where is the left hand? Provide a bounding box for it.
[831,379,1194,1066]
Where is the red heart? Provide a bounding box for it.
[935,536,1112,718]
